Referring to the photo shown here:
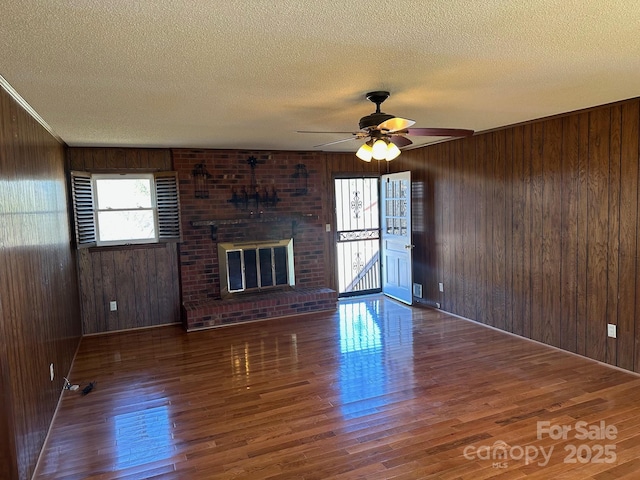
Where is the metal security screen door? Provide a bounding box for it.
[335,178,381,296]
[381,171,413,305]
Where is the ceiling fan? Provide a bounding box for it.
[298,91,474,161]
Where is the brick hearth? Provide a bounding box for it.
[182,287,337,331]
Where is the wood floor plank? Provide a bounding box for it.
[35,296,640,479]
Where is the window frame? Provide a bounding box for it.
[93,173,159,247]
[69,170,182,249]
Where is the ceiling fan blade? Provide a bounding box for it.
[313,137,356,148]
[377,117,416,132]
[404,128,474,137]
[389,135,413,148]
[297,130,357,134]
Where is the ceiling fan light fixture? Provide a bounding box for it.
[372,139,388,160]
[357,138,402,162]
[385,141,401,161]
[356,141,373,162]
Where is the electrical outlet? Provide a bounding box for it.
[438,282,444,292]
[607,324,617,338]
[325,224,331,232]
[49,363,54,381]
[413,283,423,298]
[109,301,117,311]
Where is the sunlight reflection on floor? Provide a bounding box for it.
[337,296,415,418]
[114,405,173,469]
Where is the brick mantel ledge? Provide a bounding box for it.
[191,212,318,227]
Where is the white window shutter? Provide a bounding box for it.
[154,171,182,242]
[70,171,97,248]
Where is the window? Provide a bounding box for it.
[70,171,181,248]
[94,174,156,245]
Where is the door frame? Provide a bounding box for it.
[332,175,382,297]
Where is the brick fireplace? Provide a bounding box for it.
[173,149,337,330]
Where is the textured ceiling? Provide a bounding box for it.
[1,1,640,152]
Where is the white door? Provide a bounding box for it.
[381,171,413,305]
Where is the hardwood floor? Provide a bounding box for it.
[35,296,640,479]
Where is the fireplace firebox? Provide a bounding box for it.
[218,239,295,296]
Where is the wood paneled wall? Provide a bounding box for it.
[393,98,640,372]
[67,148,181,334]
[0,87,82,479]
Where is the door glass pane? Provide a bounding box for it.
[336,239,380,293]
[382,180,410,238]
[400,180,407,198]
[336,178,379,232]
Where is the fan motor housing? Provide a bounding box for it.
[359,112,394,130]
[360,90,394,130]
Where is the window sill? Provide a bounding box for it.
[88,242,170,253]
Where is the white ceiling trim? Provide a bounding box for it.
[0,74,63,145]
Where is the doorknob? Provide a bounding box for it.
[404,244,414,249]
